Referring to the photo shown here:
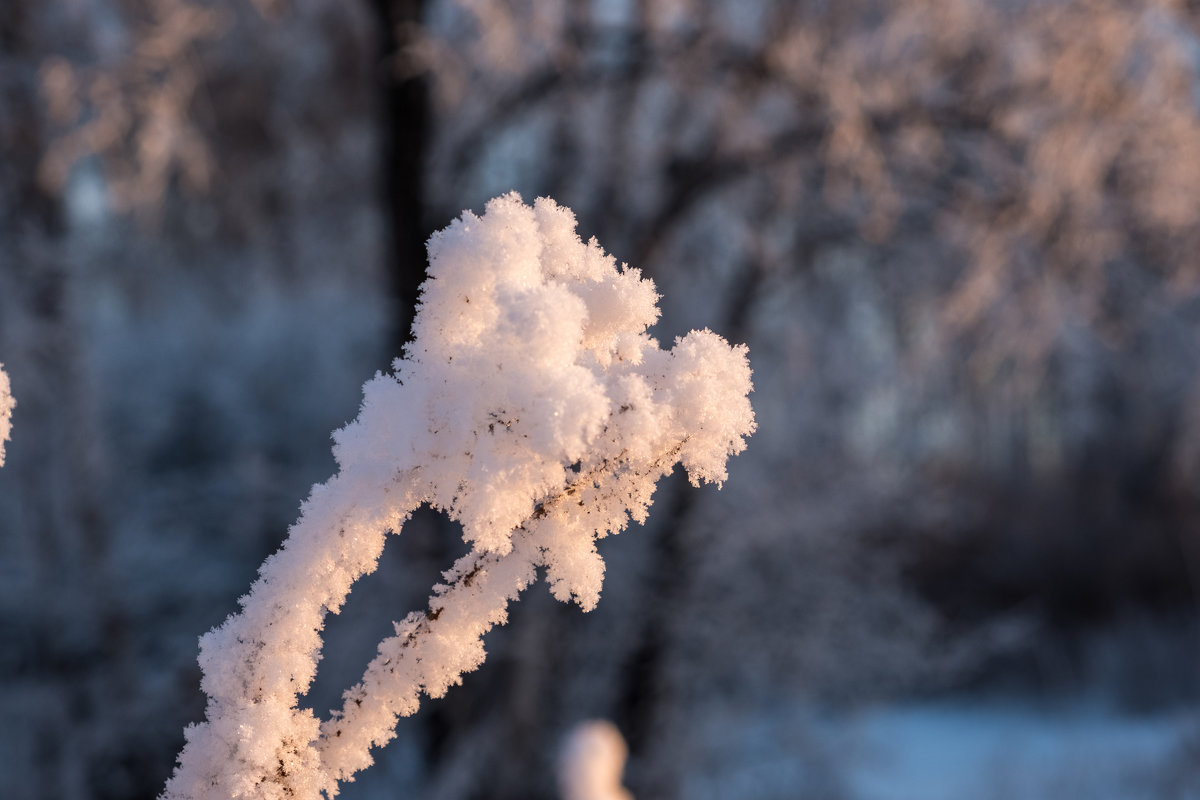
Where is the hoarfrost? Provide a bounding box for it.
[0,364,13,467]
[162,193,755,799]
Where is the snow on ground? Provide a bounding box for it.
[673,698,1199,800]
[845,701,1200,800]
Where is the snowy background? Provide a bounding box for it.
[3,1,1200,798]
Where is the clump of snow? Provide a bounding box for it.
[163,193,755,800]
[560,720,635,800]
[0,364,13,467]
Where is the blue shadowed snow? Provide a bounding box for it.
[672,698,1198,800]
[845,702,1198,800]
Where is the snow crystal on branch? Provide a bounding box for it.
[0,364,13,467]
[163,193,755,800]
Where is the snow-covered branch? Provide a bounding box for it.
[0,363,13,467]
[163,193,755,800]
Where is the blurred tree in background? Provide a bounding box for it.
[3,1,1200,798]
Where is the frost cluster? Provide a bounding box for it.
[559,720,634,800]
[163,193,755,800]
[0,364,13,467]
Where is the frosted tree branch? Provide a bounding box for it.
[0,363,13,467]
[163,194,755,800]
[318,441,688,779]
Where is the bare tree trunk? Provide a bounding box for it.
[367,0,430,354]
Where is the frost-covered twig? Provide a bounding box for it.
[0,363,13,467]
[163,194,754,800]
[318,442,687,779]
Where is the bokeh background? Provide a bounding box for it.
[4,1,1200,798]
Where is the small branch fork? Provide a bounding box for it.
[314,439,687,783]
